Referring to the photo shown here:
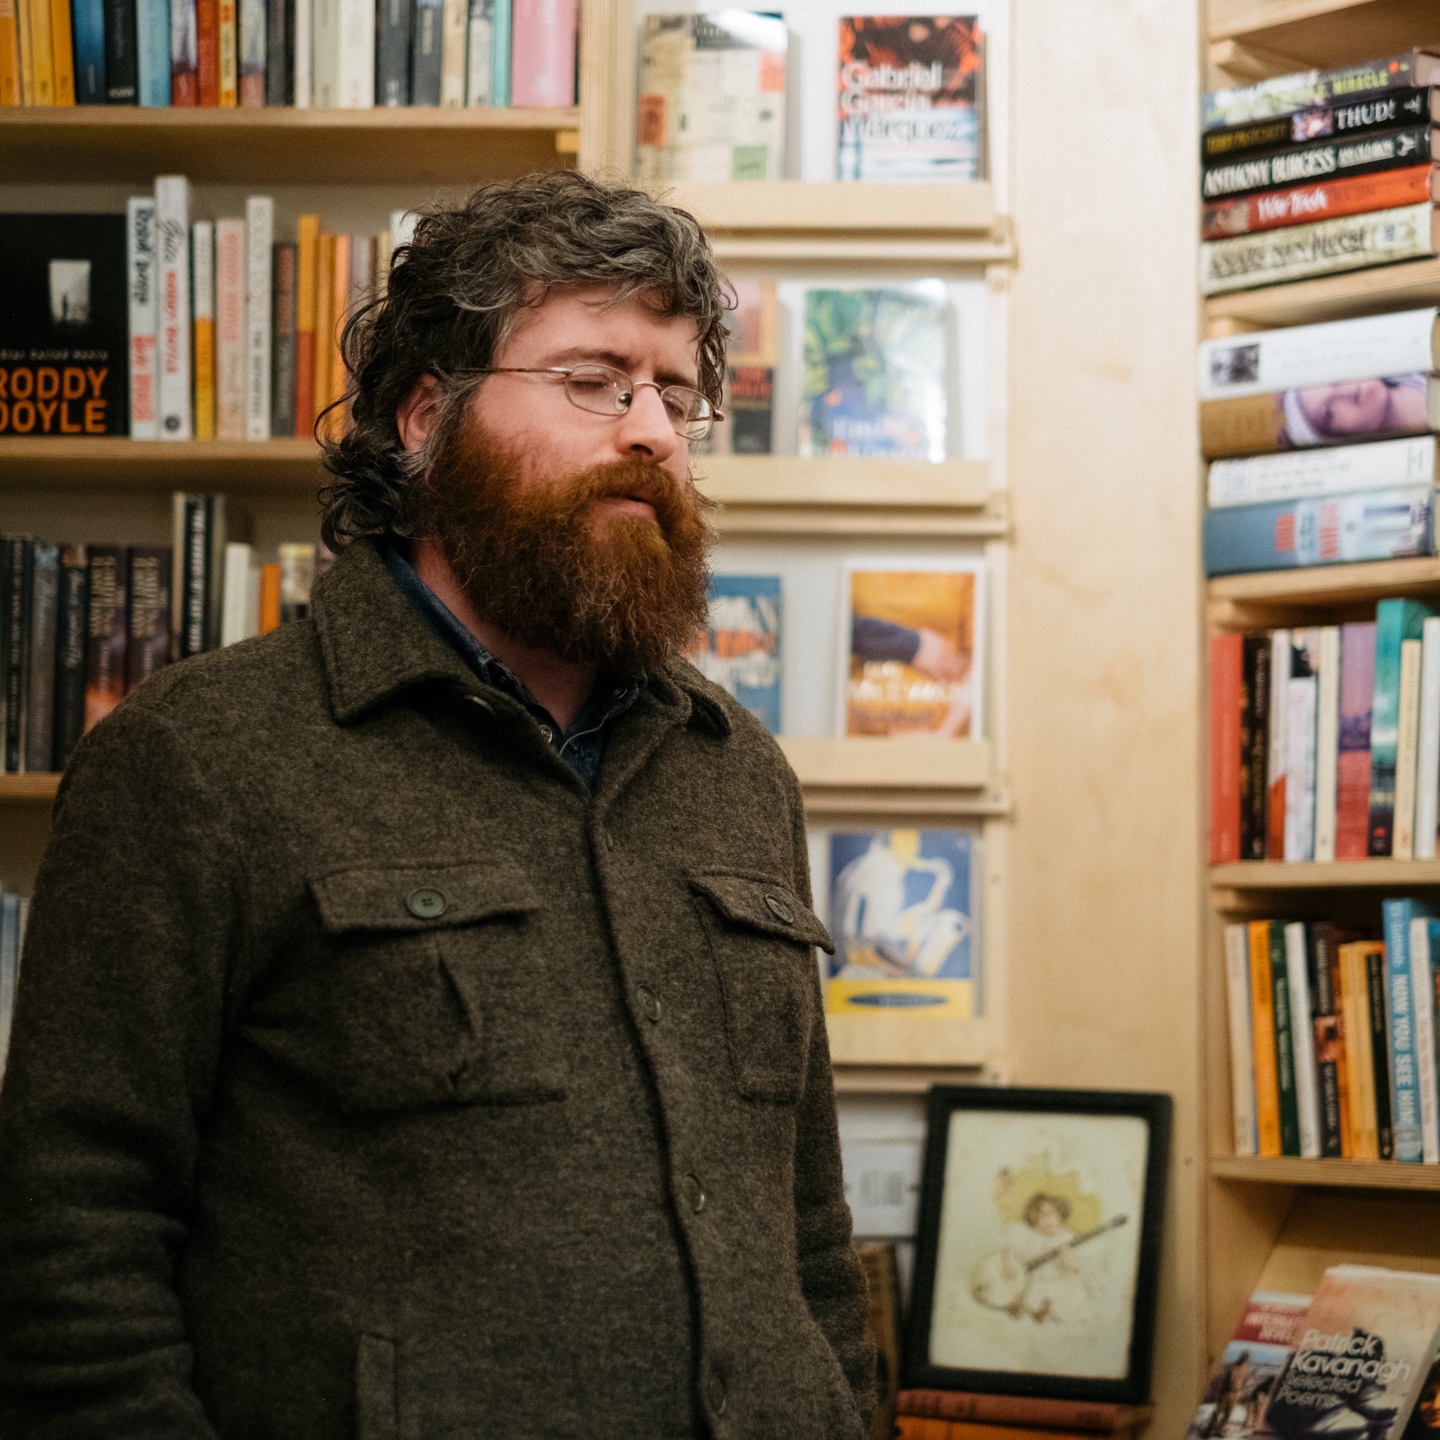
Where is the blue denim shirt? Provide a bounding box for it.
[381,545,640,790]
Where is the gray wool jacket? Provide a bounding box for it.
[0,537,875,1440]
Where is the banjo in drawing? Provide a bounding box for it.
[970,1214,1129,1314]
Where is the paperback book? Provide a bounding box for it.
[1203,50,1440,130]
[685,574,781,733]
[1201,165,1436,242]
[1208,435,1438,504]
[698,279,776,456]
[1202,87,1438,163]
[1200,126,1434,202]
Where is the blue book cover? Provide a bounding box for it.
[826,828,979,1019]
[136,0,172,103]
[1369,598,1434,855]
[1382,898,1437,1162]
[73,0,108,101]
[686,574,781,734]
[1203,485,1436,575]
[490,0,510,105]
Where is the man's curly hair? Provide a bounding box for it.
[318,171,730,552]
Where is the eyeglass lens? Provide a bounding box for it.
[563,364,715,441]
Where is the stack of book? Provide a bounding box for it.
[0,0,573,108]
[1200,49,1440,295]
[894,1390,1149,1440]
[1209,600,1440,865]
[1200,307,1439,575]
[0,888,27,1087]
[1,509,324,776]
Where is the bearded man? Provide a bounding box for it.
[0,173,874,1440]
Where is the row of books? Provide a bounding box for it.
[1198,304,1439,575]
[0,890,27,1084]
[895,1392,1147,1440]
[1223,908,1440,1163]
[0,0,573,107]
[1208,601,1440,865]
[1186,1268,1440,1440]
[1,505,325,775]
[1200,49,1440,295]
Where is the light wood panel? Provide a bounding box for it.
[1212,1155,1440,1189]
[777,737,991,791]
[1207,558,1440,633]
[1204,257,1440,331]
[1208,0,1440,74]
[826,1014,988,1068]
[666,181,996,234]
[697,457,989,509]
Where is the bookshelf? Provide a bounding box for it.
[1205,256,1440,331]
[1207,0,1440,81]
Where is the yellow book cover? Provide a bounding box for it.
[14,0,33,103]
[217,0,237,104]
[0,0,21,104]
[1249,920,1282,1158]
[311,232,334,441]
[191,220,215,440]
[1340,941,1381,1160]
[193,320,215,438]
[25,0,54,103]
[326,232,349,431]
[46,0,70,102]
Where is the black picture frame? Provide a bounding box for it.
[905,1085,1172,1405]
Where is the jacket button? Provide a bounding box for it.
[681,1171,706,1213]
[406,886,448,919]
[764,893,794,924]
[706,1371,727,1416]
[538,724,554,743]
[637,985,662,1023]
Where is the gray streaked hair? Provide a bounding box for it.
[318,171,730,551]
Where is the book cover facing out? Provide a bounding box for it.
[827,826,979,1018]
[801,282,947,460]
[0,214,129,436]
[695,279,776,457]
[836,15,985,182]
[685,574,781,733]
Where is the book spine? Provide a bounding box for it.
[1309,922,1346,1158]
[258,561,280,631]
[126,196,159,439]
[47,0,73,101]
[1202,201,1439,296]
[1204,54,1426,131]
[1268,630,1289,859]
[488,0,506,106]
[1202,164,1433,242]
[83,546,128,734]
[325,230,348,424]
[154,175,193,439]
[308,0,335,104]
[1203,88,1434,163]
[1201,125,1435,202]
[26,0,55,103]
[440,0,464,104]
[1208,434,1436,509]
[50,545,87,770]
[205,494,226,649]
[1314,625,1341,862]
[179,495,208,657]
[1203,485,1436,576]
[1250,919,1283,1157]
[1370,600,1433,856]
[220,541,252,645]
[214,216,245,440]
[464,0,490,104]
[290,0,305,103]
[170,0,197,102]
[271,241,297,437]
[375,0,409,104]
[410,0,441,104]
[124,546,170,692]
[1285,921,1322,1157]
[1384,900,1426,1162]
[895,1391,1135,1430]
[104,0,137,99]
[0,0,21,104]
[244,195,273,439]
[334,0,368,103]
[294,214,317,435]
[1210,631,1243,863]
[1269,920,1302,1155]
[278,542,315,621]
[1419,616,1440,859]
[1337,622,1377,859]
[262,0,288,102]
[311,229,334,435]
[2,537,30,772]
[1341,944,1379,1158]
[1284,669,1317,861]
[1241,634,1270,860]
[1411,918,1440,1163]
[135,0,168,103]
[237,0,262,102]
[22,542,56,774]
[1225,922,1258,1155]
[191,219,214,439]
[196,0,215,101]
[1394,637,1425,856]
[509,0,571,106]
[1367,944,1396,1159]
[216,0,235,101]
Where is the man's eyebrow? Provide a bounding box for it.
[546,347,699,389]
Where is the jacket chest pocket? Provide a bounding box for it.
[690,871,834,1105]
[259,862,565,1116]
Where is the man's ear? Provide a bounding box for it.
[397,373,443,453]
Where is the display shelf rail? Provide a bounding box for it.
[0,774,61,801]
[826,1015,988,1069]
[1208,0,1440,77]
[832,1064,985,1094]
[1211,1154,1440,1191]
[1211,858,1440,888]
[1204,257,1440,333]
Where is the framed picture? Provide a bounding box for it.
[907,1086,1171,1404]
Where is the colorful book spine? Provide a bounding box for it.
[1241,634,1269,859]
[127,196,160,440]
[244,195,273,440]
[1201,125,1435,202]
[1268,920,1302,1155]
[217,0,236,103]
[1417,919,1440,1163]
[1268,631,1289,859]
[1249,919,1283,1157]
[154,175,193,440]
[124,546,171,693]
[170,0,197,102]
[1208,435,1437,509]
[509,0,573,106]
[237,0,263,102]
[326,231,348,421]
[0,0,21,104]
[271,242,297,438]
[51,545,87,771]
[294,215,318,436]
[374,0,408,104]
[311,230,334,436]
[1418,617,1440,859]
[83,546,129,735]
[136,0,169,103]
[1284,633,1318,861]
[1225,923,1258,1155]
[23,542,58,776]
[214,217,245,441]
[1339,940,1381,1159]
[1202,86,1436,162]
[1366,943,1396,1159]
[104,0,138,100]
[1384,898,1434,1162]
[1337,622,1377,859]
[191,219,215,440]
[1309,921,1346,1158]
[1284,921,1321,1156]
[1204,51,1440,130]
[1202,164,1434,241]
[47,0,74,101]
[1313,625,1341,862]
[1393,637,1425,856]
[196,0,216,102]
[27,0,56,103]
[1369,599,1434,856]
[489,0,508,105]
[1210,631,1243,863]
[441,0,466,105]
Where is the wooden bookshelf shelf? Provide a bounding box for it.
[779,737,990,791]
[1208,0,1440,77]
[1211,1154,1440,1191]
[0,774,61,801]
[1211,858,1440,888]
[0,106,581,185]
[0,438,322,489]
[1207,558,1440,629]
[1204,257,1440,332]
[827,1015,988,1069]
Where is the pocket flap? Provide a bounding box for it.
[310,862,540,934]
[690,871,834,954]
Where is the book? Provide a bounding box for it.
[1314,625,1341,862]
[244,196,273,441]
[311,230,334,436]
[104,0,137,100]
[205,495,227,649]
[263,0,289,103]
[410,0,442,105]
[196,0,216,102]
[1384,899,1436,1163]
[1396,637,1426,855]
[1210,631,1243,863]
[857,1242,900,1440]
[1200,374,1436,458]
[192,220,214,441]
[897,1392,1151,1433]
[1202,202,1440,297]
[836,16,984,182]
[155,177,193,441]
[1264,1265,1440,1440]
[47,0,73,102]
[217,0,237,102]
[686,574,781,734]
[1209,435,1438,507]
[1201,125,1435,203]
[135,0,168,102]
[801,283,947,460]
[1414,918,1440,1163]
[214,217,245,441]
[826,827,979,1019]
[278,541,314,623]
[1225,922,1259,1155]
[271,242,297,439]
[1198,307,1440,401]
[1309,921,1347,1158]
[1418,617,1440,859]
[83,546,128,735]
[1202,485,1437,575]
[124,546,170,694]
[1184,1289,1312,1440]
[1339,940,1382,1158]
[375,0,409,103]
[173,493,209,659]
[1242,633,1270,860]
[1204,87,1438,163]
[510,0,572,106]
[258,561,280,631]
[1203,51,1440,130]
[294,214,318,436]
[1202,163,1435,242]
[464,0,491,104]
[1250,918,1283,1157]
[440,0,465,105]
[309,0,338,103]
[844,564,982,739]
[0,893,19,1082]
[488,0,507,105]
[1369,943,1398,1160]
[1268,630,1290,859]
[0,0,21,104]
[26,0,56,104]
[22,542,57,775]
[220,541,253,645]
[0,213,128,437]
[1371,600,1435,856]
[1284,921,1322,1157]
[335,0,372,105]
[634,12,787,183]
[51,545,87,771]
[1267,920,1303,1155]
[1337,622,1377,860]
[898,1423,1143,1440]
[1284,629,1319,861]
[237,0,263,103]
[290,0,306,104]
[127,197,159,441]
[1,537,28,772]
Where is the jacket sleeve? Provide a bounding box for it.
[0,700,239,1438]
[786,771,877,1432]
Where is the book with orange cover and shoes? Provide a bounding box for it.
[1202,164,1437,242]
[898,1389,1151,1432]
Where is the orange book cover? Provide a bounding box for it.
[25,0,54,103]
[1211,631,1243,863]
[1340,942,1381,1159]
[46,0,72,102]
[217,0,236,104]
[14,0,32,102]
[326,232,350,434]
[1249,919,1282,1157]
[294,215,319,437]
[1204,164,1435,242]
[197,0,218,103]
[312,233,335,441]
[0,0,20,103]
[258,564,281,633]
